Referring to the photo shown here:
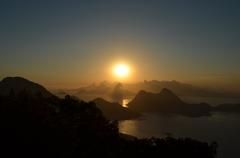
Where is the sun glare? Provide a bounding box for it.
[113,64,130,78]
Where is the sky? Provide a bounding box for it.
[0,0,240,89]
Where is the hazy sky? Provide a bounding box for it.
[0,0,240,88]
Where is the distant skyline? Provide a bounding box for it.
[0,0,240,89]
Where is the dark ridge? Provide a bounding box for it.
[128,88,213,117]
[215,103,240,113]
[0,76,53,98]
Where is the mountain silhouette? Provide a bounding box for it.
[215,103,240,113]
[128,88,213,117]
[93,98,141,120]
[63,80,240,102]
[0,77,217,157]
[0,77,53,98]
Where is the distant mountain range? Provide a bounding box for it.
[59,80,240,102]
[1,77,239,119]
[125,80,240,98]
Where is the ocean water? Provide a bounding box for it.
[75,96,240,157]
[119,113,240,158]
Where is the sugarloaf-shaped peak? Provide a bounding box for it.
[128,88,213,117]
[159,88,183,103]
[133,88,180,102]
[127,88,184,112]
[160,88,174,95]
[93,97,110,105]
[159,88,180,99]
[0,76,53,97]
[137,90,148,95]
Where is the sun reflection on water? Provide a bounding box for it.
[122,99,130,108]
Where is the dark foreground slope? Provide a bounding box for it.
[0,77,217,158]
[0,77,53,97]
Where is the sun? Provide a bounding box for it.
[113,64,130,78]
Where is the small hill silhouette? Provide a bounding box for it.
[93,98,141,120]
[215,103,240,113]
[128,88,213,117]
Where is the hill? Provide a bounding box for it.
[0,77,53,98]
[215,103,240,113]
[128,88,213,117]
[93,98,141,120]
